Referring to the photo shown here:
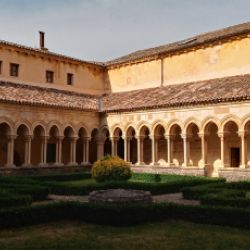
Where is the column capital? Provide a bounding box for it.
[82,136,91,142]
[238,130,245,138]
[198,132,205,138]
[110,136,119,142]
[181,133,188,139]
[217,132,224,138]
[135,135,145,140]
[70,136,78,143]
[56,136,64,141]
[164,134,171,140]
[24,135,33,141]
[7,135,16,140]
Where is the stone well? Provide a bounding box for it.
[88,189,152,204]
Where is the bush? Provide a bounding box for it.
[1,201,250,229]
[0,194,32,208]
[30,172,91,182]
[49,177,224,196]
[92,155,131,182]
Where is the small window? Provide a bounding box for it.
[0,61,2,74]
[10,63,19,77]
[67,73,74,85]
[46,70,54,83]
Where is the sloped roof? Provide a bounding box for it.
[1,75,250,113]
[106,22,250,67]
[0,81,99,111]
[102,74,250,112]
[0,40,104,67]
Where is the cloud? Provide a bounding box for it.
[0,0,249,61]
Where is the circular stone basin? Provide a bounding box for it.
[88,189,152,204]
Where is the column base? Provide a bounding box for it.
[239,164,246,169]
[67,162,78,166]
[21,164,32,168]
[150,162,160,166]
[81,161,90,166]
[135,162,145,166]
[4,164,16,168]
[38,163,48,167]
[53,162,64,167]
[166,163,176,167]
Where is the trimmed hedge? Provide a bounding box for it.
[0,194,32,208]
[0,183,49,201]
[30,172,91,182]
[49,177,225,196]
[1,201,250,229]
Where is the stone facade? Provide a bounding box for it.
[1,22,250,180]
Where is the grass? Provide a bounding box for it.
[0,220,250,250]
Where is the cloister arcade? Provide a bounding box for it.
[0,116,250,176]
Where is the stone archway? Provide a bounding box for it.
[126,126,137,164]
[154,124,167,165]
[103,130,111,156]
[14,124,30,166]
[204,122,220,176]
[0,122,12,166]
[113,127,124,159]
[62,126,76,165]
[186,123,201,166]
[47,125,60,165]
[89,129,98,163]
[139,125,152,165]
[169,124,183,166]
[223,121,240,168]
[76,127,88,165]
[31,125,45,165]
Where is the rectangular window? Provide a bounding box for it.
[67,73,74,85]
[10,63,19,77]
[0,61,2,74]
[46,70,54,83]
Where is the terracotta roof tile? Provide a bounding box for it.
[0,81,99,111]
[102,74,250,112]
[106,22,250,67]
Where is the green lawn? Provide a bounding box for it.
[0,220,250,250]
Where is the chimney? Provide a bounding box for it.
[39,31,47,50]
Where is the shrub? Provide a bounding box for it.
[1,201,250,229]
[0,194,32,208]
[92,155,131,182]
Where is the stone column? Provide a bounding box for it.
[182,134,189,167]
[239,131,246,168]
[150,135,156,165]
[55,136,63,166]
[218,133,224,168]
[97,140,104,159]
[23,135,32,166]
[41,136,48,166]
[69,137,77,165]
[165,135,171,166]
[136,136,144,165]
[123,136,130,162]
[199,133,207,167]
[81,137,90,165]
[5,135,16,167]
[111,137,118,156]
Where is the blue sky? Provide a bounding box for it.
[0,0,249,61]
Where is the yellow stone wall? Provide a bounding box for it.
[0,45,105,95]
[106,60,161,92]
[107,36,250,92]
